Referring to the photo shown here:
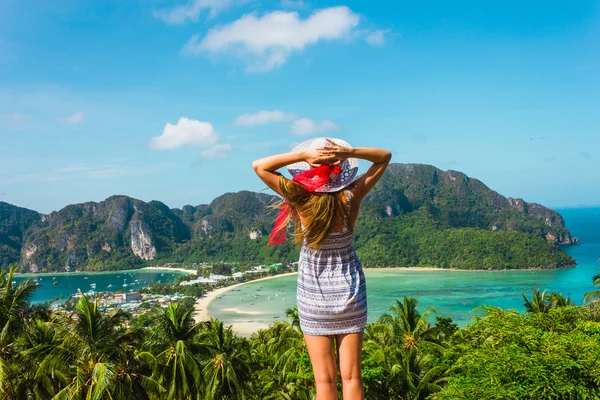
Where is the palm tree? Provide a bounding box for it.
[364,297,448,400]
[284,305,301,332]
[522,289,574,313]
[0,265,46,355]
[39,290,162,399]
[0,264,54,399]
[548,292,574,308]
[522,289,551,313]
[145,302,204,399]
[583,274,600,304]
[199,318,251,400]
[250,321,312,399]
[378,297,440,351]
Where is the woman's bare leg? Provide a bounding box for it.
[304,333,339,400]
[336,332,364,400]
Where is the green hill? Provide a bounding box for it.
[0,164,578,272]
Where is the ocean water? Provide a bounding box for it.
[210,207,600,327]
[11,269,188,303]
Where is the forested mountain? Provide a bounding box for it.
[0,164,578,273]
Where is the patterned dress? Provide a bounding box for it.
[296,190,368,335]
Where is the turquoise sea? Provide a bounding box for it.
[210,207,600,327]
[11,269,188,303]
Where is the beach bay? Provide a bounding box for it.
[207,207,600,334]
[11,268,190,303]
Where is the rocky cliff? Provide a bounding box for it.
[363,164,578,245]
[0,164,579,272]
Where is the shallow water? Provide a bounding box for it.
[11,269,187,303]
[210,207,600,326]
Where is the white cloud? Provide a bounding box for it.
[149,117,219,150]
[201,144,232,158]
[154,0,238,24]
[364,29,387,45]
[234,110,296,126]
[290,118,337,135]
[183,6,360,72]
[59,111,85,124]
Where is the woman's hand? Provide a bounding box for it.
[302,147,338,167]
[321,138,353,165]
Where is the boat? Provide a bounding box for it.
[107,284,113,288]
[90,283,97,289]
[53,281,59,285]
[84,277,88,280]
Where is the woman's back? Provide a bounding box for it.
[296,189,367,335]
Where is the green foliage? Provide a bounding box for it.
[211,263,233,275]
[0,165,578,273]
[2,276,600,399]
[435,306,600,399]
[355,209,574,269]
[0,202,41,268]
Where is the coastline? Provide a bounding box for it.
[193,272,298,327]
[195,265,576,335]
[140,266,197,275]
[13,266,196,278]
[13,263,572,279]
[364,265,576,272]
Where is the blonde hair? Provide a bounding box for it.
[276,175,349,249]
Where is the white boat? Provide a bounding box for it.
[90,283,97,289]
[107,284,113,288]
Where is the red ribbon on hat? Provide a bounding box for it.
[268,164,342,246]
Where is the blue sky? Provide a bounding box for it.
[0,0,598,213]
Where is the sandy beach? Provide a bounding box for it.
[193,272,298,333]
[140,266,197,275]
[191,265,565,336]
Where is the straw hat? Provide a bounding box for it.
[287,137,361,193]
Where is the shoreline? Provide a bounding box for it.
[364,264,576,272]
[13,266,196,278]
[194,265,576,335]
[13,263,573,279]
[140,266,197,275]
[193,272,298,325]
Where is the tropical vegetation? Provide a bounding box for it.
[2,264,600,399]
[1,164,578,272]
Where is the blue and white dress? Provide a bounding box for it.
[296,190,368,335]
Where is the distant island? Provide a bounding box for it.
[0,163,578,273]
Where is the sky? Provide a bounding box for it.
[0,0,599,214]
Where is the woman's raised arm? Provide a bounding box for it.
[321,140,392,203]
[251,148,338,196]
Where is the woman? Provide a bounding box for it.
[252,137,391,400]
